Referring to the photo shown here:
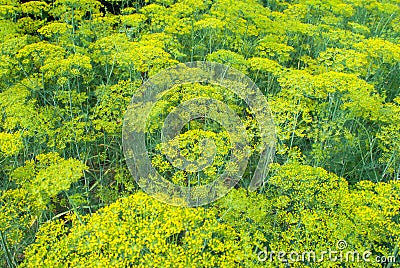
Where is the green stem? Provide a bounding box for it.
[0,231,16,268]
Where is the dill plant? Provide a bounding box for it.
[0,0,399,266]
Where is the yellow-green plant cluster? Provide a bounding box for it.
[0,0,399,266]
[20,163,400,267]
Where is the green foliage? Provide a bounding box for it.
[217,163,400,267]
[20,164,400,267]
[0,153,87,266]
[0,0,399,266]
[21,191,250,267]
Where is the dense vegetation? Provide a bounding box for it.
[0,0,399,266]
